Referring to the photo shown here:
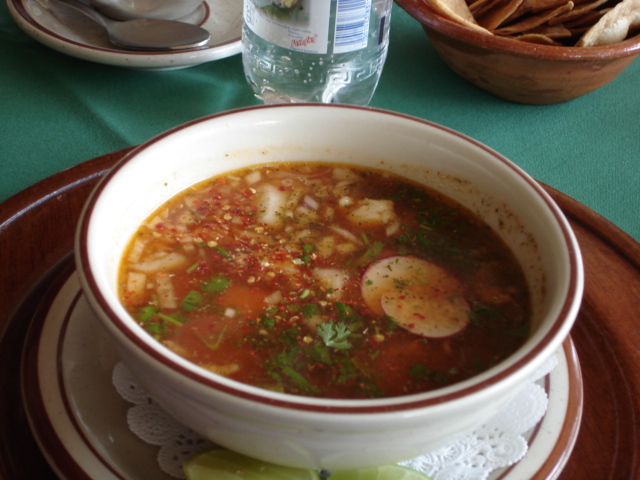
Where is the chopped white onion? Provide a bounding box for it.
[332,167,356,180]
[132,252,187,273]
[264,290,283,305]
[303,195,319,210]
[126,271,146,300]
[127,239,146,263]
[386,219,401,236]
[156,276,177,310]
[338,196,354,207]
[256,184,288,228]
[245,171,262,185]
[347,199,396,226]
[329,225,360,244]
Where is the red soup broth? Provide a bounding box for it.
[118,162,531,399]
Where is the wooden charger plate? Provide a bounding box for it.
[0,148,638,479]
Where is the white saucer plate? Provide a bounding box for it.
[7,0,242,70]
[21,272,582,480]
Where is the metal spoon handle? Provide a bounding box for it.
[47,0,212,51]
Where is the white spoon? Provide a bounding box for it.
[53,0,211,51]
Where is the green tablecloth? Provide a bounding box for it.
[1,2,639,241]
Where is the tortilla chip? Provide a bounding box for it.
[515,0,574,15]
[547,0,609,25]
[468,0,495,14]
[576,0,640,46]
[425,0,493,33]
[494,1,574,35]
[564,8,608,27]
[477,0,524,29]
[516,33,564,43]
[430,0,637,46]
[527,23,574,37]
[566,25,595,35]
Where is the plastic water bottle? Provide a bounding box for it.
[242,0,393,105]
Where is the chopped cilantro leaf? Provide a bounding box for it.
[318,321,352,350]
[409,363,433,381]
[354,241,385,267]
[302,303,320,318]
[158,312,188,326]
[186,262,199,274]
[262,316,276,328]
[196,326,227,350]
[180,290,202,312]
[138,305,158,323]
[215,246,232,259]
[201,275,231,293]
[281,367,316,393]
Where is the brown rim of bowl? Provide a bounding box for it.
[395,0,640,60]
[76,104,583,414]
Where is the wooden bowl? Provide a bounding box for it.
[396,0,640,104]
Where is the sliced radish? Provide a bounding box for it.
[381,289,469,338]
[361,256,470,338]
[361,256,452,315]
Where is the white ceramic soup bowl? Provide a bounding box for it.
[89,0,203,21]
[75,104,583,470]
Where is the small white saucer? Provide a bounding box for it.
[21,272,582,479]
[7,0,242,70]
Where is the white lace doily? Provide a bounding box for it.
[112,356,557,480]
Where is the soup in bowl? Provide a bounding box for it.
[75,105,583,470]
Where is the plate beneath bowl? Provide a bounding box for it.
[2,148,637,478]
[20,266,583,480]
[7,0,242,70]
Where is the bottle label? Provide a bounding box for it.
[333,0,372,54]
[244,0,372,54]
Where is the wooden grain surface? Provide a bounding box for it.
[0,148,638,479]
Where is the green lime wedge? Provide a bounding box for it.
[183,449,321,480]
[327,466,432,480]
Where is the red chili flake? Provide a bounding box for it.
[413,313,425,319]
[278,185,286,191]
[407,323,415,329]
